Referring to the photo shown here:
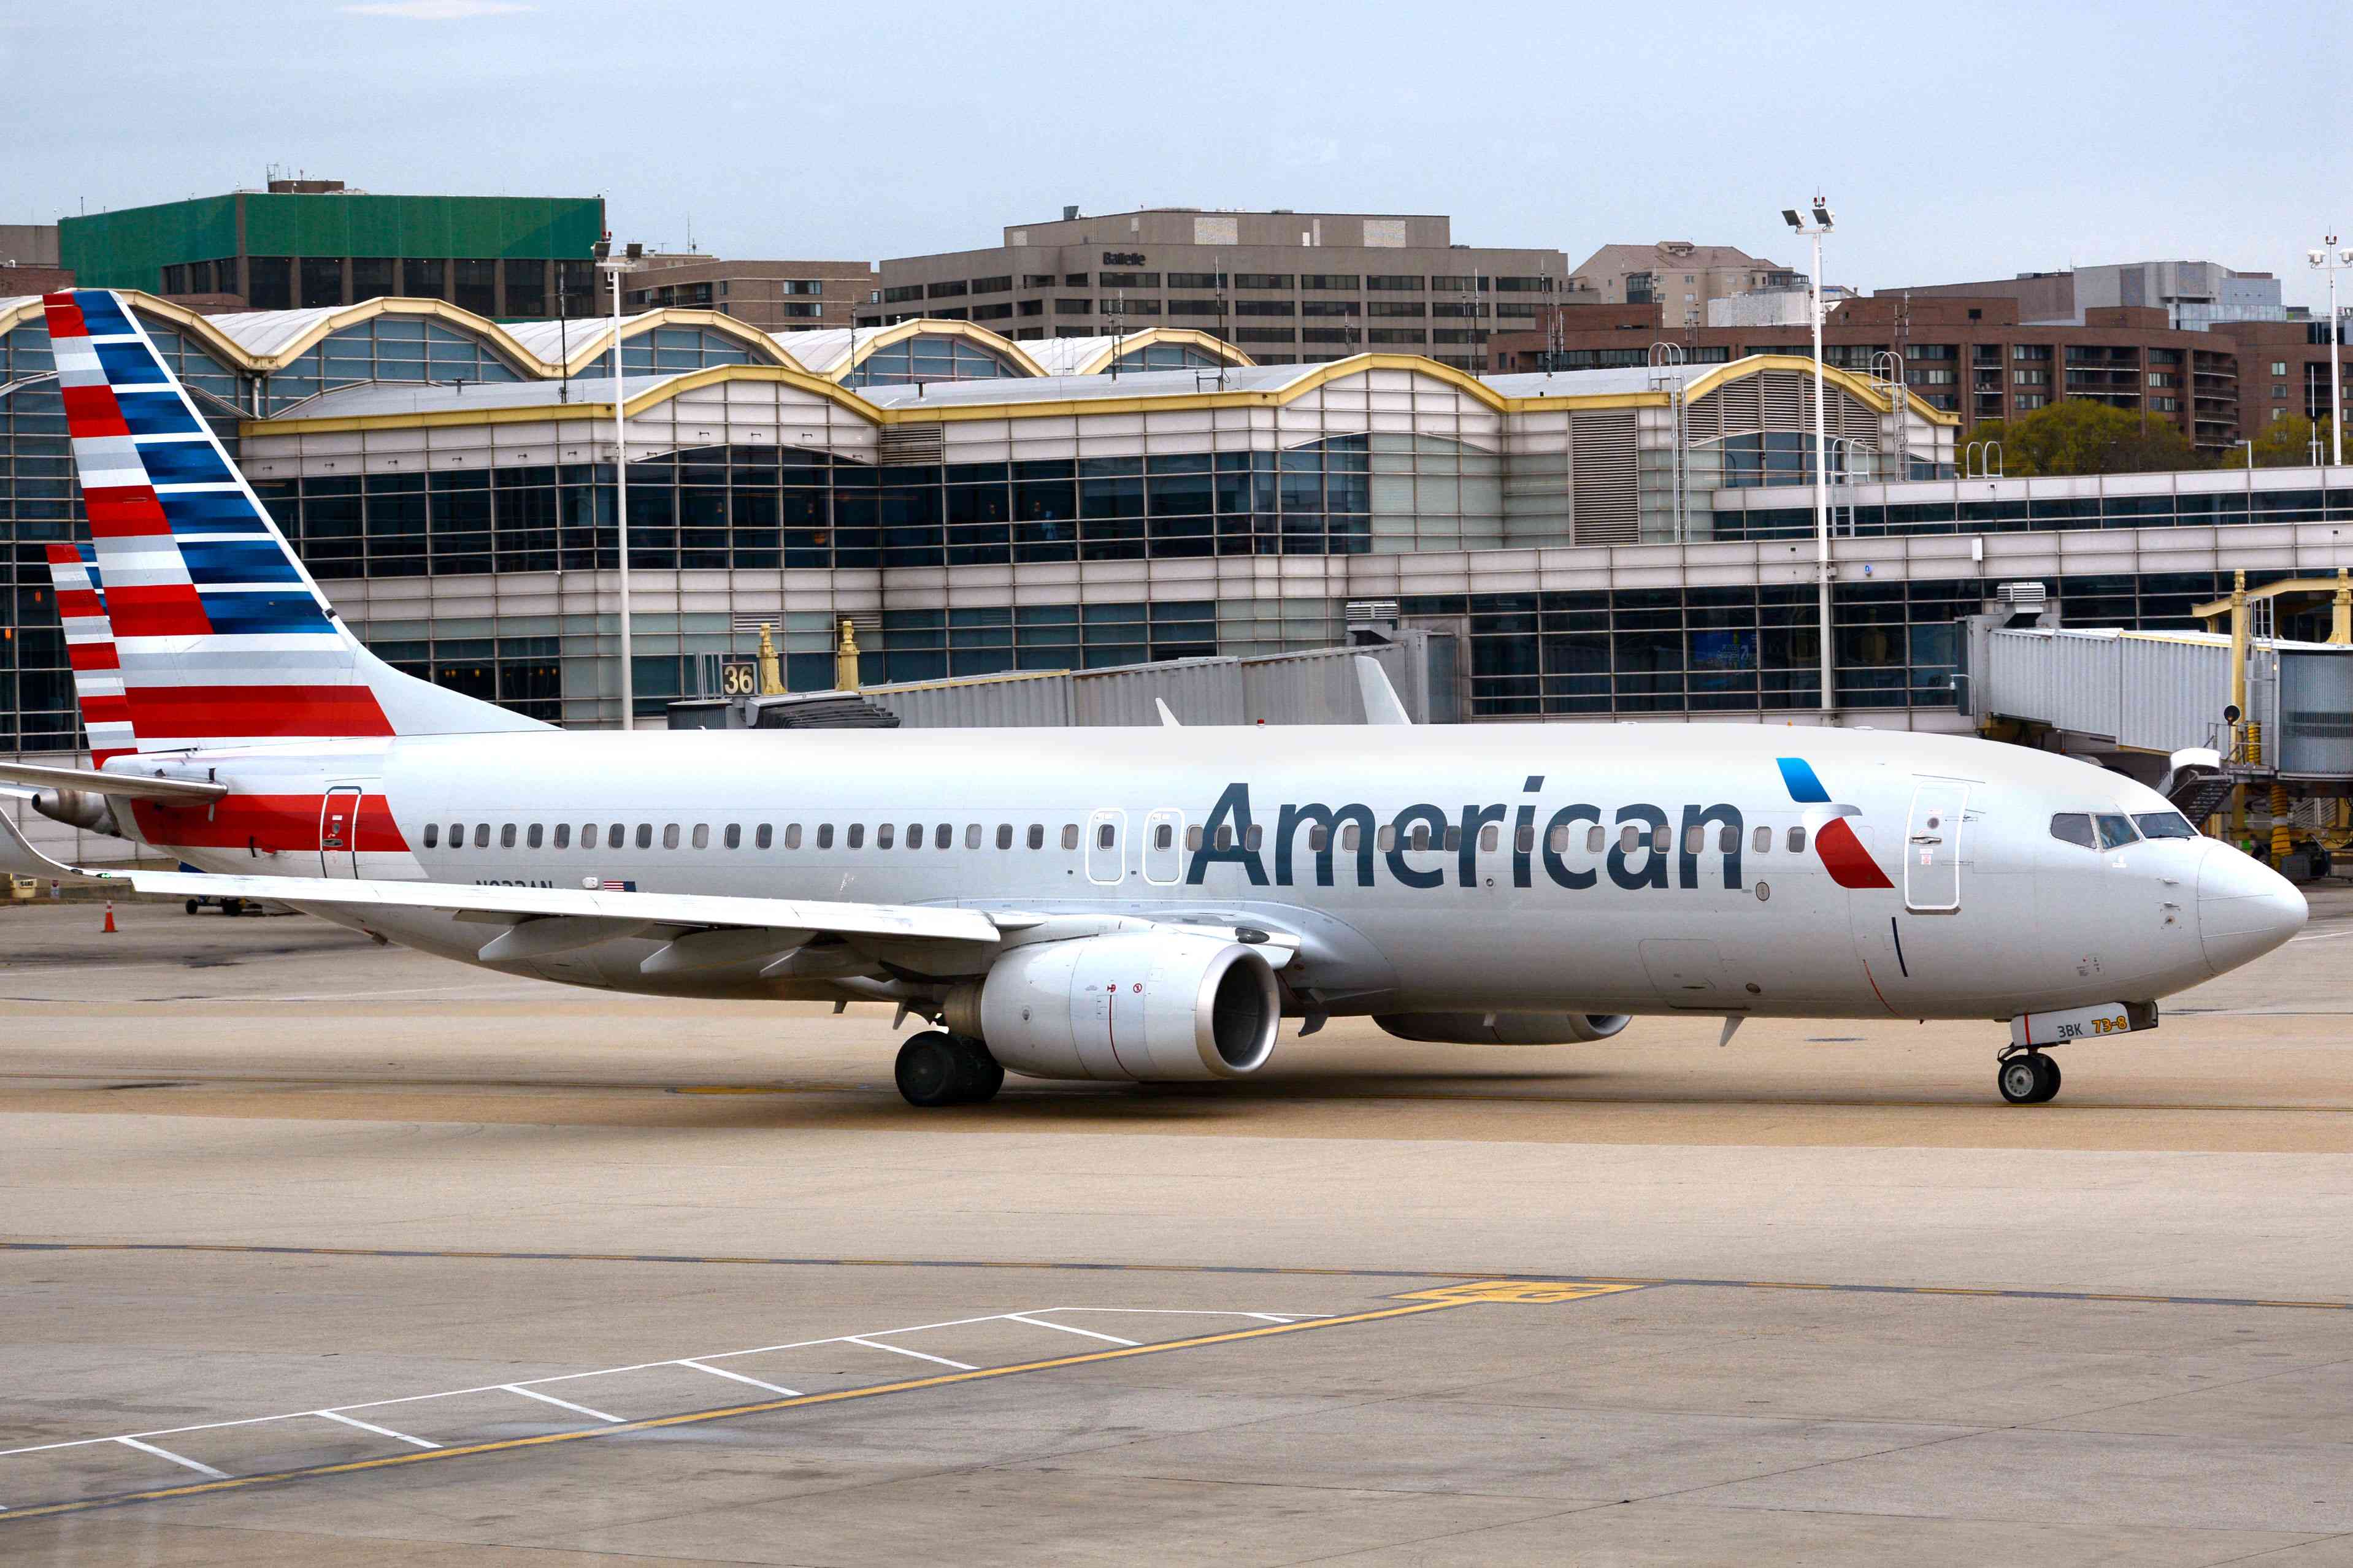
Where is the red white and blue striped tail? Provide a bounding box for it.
[44,543,136,765]
[44,289,547,754]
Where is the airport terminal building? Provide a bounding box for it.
[6,289,2353,753]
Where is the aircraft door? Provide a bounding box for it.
[1142,808,1183,885]
[1085,808,1126,886]
[318,785,364,879]
[1905,781,1969,913]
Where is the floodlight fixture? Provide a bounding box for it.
[1782,208,1803,230]
[1811,201,1834,229]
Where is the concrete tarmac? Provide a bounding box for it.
[2,892,2351,1564]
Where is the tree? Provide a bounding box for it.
[1965,399,2205,477]
[2249,412,2336,467]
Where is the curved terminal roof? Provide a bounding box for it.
[1021,329,1253,377]
[778,318,1051,381]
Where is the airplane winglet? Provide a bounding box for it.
[1155,698,1182,727]
[1353,656,1413,725]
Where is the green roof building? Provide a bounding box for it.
[58,178,604,318]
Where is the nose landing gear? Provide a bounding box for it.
[1997,1047,2062,1105]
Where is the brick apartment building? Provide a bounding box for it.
[1495,294,2351,451]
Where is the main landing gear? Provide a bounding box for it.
[1997,1048,2062,1106]
[894,1030,1005,1107]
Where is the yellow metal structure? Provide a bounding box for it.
[755,625,783,697]
[834,619,861,692]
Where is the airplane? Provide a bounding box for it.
[1,289,2308,1109]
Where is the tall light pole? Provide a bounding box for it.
[596,235,643,729]
[2308,235,2351,467]
[1784,197,1837,719]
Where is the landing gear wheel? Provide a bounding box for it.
[1998,1052,2060,1105]
[894,1031,965,1107]
[948,1036,1004,1104]
[185,898,200,915]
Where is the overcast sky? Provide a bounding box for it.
[7,0,2349,307]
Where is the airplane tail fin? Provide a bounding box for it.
[44,289,547,752]
[43,543,136,765]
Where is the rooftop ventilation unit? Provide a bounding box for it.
[1998,581,2048,607]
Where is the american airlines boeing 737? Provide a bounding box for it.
[2,290,2309,1107]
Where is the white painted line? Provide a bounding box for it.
[677,1359,800,1397]
[501,1385,621,1423]
[2290,928,2353,943]
[314,1409,439,1450]
[114,1437,228,1478]
[844,1336,975,1371]
[1005,1313,1138,1346]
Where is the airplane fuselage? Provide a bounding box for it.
[126,721,2275,1023]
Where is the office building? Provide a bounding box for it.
[1899,260,2287,332]
[869,208,1578,371]
[1567,241,1804,322]
[618,256,873,333]
[58,178,604,318]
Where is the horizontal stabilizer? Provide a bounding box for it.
[0,762,226,803]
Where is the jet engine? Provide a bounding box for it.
[30,788,125,836]
[944,930,1280,1082]
[1376,1011,1631,1046]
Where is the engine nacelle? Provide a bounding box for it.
[31,788,123,836]
[945,931,1280,1082]
[1376,1011,1631,1046]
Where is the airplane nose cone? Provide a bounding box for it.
[2197,843,2308,976]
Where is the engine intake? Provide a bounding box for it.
[946,931,1280,1082]
[1376,1011,1630,1046]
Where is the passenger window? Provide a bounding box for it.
[1216,825,1233,851]
[448,823,463,847]
[877,823,896,849]
[724,824,740,850]
[1516,824,1534,853]
[1480,824,1499,852]
[691,824,710,850]
[1652,823,1670,853]
[662,824,680,850]
[847,824,864,849]
[475,824,491,848]
[527,824,543,849]
[1408,824,1430,852]
[2135,812,2198,839]
[635,824,652,849]
[1186,824,1202,851]
[1155,823,1175,850]
[1753,825,1771,854]
[1378,825,1396,852]
[1307,825,1329,852]
[2095,813,2139,849]
[500,824,517,849]
[1684,825,1704,854]
[1246,825,1263,851]
[1342,824,1361,851]
[555,824,571,849]
[1720,824,1738,852]
[2048,813,2096,850]
[1587,825,1604,853]
[423,823,439,849]
[1548,824,1568,854]
[907,822,923,849]
[1787,826,1806,853]
[1062,824,1080,850]
[1442,827,1461,852]
[937,823,954,849]
[818,824,835,849]
[1096,822,1115,849]
[964,824,979,849]
[1027,824,1044,850]
[1619,824,1639,852]
[996,824,1012,849]
[581,824,597,849]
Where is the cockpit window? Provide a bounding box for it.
[2134,812,2199,840]
[2095,813,2140,849]
[2049,813,2096,849]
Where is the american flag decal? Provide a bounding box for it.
[601,879,637,892]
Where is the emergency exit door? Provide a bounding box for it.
[1905,780,1969,912]
[318,785,365,879]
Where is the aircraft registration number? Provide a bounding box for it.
[2009,1003,2136,1048]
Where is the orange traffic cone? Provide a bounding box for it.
[102,900,117,934]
